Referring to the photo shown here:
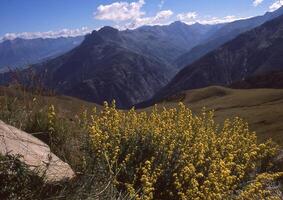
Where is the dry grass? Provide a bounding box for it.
[148,86,283,146]
[1,85,283,199]
[1,85,283,146]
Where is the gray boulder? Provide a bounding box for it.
[0,120,75,182]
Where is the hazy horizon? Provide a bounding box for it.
[1,0,283,41]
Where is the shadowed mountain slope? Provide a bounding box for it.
[139,13,283,107]
[122,21,223,64]
[0,28,175,109]
[231,71,283,89]
[0,22,224,108]
[176,7,283,69]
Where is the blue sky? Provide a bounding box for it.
[0,0,282,40]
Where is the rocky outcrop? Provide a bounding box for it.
[0,120,75,183]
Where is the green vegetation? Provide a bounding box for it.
[0,86,283,199]
[0,154,46,200]
[0,86,118,199]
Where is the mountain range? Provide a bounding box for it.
[1,7,283,109]
[0,21,223,73]
[0,36,84,72]
[121,22,223,65]
[137,11,283,108]
[176,6,283,69]
[0,21,224,108]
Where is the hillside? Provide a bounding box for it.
[37,27,176,108]
[1,85,282,199]
[142,86,283,146]
[176,6,283,68]
[0,30,174,109]
[2,2,283,199]
[148,13,283,104]
[4,85,283,146]
[0,21,222,73]
[2,13,281,108]
[231,71,283,89]
[0,86,97,118]
[2,85,283,147]
[0,22,223,109]
[124,21,223,64]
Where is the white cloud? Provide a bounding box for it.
[125,10,174,29]
[198,15,250,25]
[94,0,145,21]
[94,0,173,29]
[153,10,174,21]
[94,1,251,29]
[0,27,91,42]
[253,0,264,7]
[177,12,198,23]
[269,0,283,11]
[177,12,249,25]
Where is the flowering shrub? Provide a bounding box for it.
[88,102,282,200]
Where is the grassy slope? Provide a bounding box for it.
[1,85,283,146]
[0,86,99,118]
[146,86,283,146]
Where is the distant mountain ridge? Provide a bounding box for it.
[137,12,283,108]
[83,21,223,67]
[0,28,175,108]
[0,21,224,108]
[2,8,283,109]
[176,6,283,68]
[0,21,223,73]
[0,36,84,71]
[122,21,224,64]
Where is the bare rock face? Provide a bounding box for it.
[0,120,75,183]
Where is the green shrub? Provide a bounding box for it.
[0,155,45,200]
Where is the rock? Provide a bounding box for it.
[0,120,75,183]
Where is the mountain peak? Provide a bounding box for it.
[98,26,119,35]
[170,21,188,27]
[190,22,204,27]
[82,30,104,45]
[97,26,121,42]
[264,6,283,18]
[169,21,208,29]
